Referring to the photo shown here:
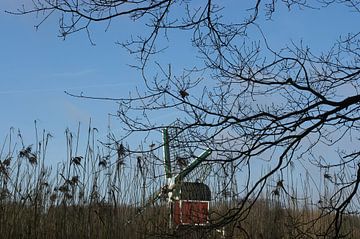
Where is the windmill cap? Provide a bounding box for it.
[174,182,211,201]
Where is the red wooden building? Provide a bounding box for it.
[171,182,211,226]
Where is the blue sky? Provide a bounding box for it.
[0,1,358,164]
[0,7,141,163]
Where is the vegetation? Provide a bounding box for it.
[0,126,359,238]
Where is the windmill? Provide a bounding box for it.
[162,127,212,229]
[128,127,212,234]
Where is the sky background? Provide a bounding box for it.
[0,0,145,163]
[0,1,358,164]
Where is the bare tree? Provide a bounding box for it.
[10,0,360,237]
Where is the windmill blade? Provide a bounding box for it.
[126,128,175,226]
[163,128,172,179]
[145,186,167,206]
[125,186,167,225]
[175,148,212,183]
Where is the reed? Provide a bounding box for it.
[0,125,359,238]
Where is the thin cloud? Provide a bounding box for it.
[0,83,132,95]
[50,69,98,79]
[63,100,91,123]
[2,0,30,10]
